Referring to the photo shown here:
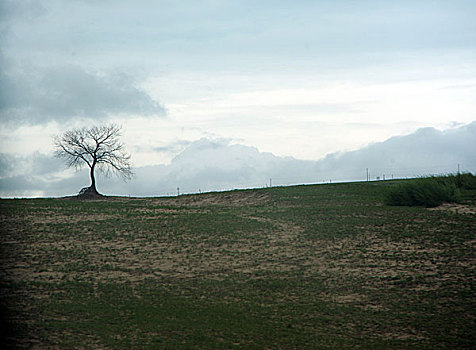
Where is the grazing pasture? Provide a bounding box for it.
[1,181,475,349]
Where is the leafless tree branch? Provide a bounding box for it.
[54,124,134,195]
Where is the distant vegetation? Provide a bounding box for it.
[385,173,476,208]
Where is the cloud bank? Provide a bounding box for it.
[1,123,474,198]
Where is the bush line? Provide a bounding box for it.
[384,173,476,208]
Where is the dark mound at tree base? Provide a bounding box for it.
[77,187,105,200]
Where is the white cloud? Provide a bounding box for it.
[150,73,476,160]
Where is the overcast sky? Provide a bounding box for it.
[1,0,475,196]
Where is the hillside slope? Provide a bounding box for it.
[1,180,475,349]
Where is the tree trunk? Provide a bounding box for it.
[89,162,98,194]
[77,163,102,199]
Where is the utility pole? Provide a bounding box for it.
[177,187,180,196]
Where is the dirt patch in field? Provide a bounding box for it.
[429,203,476,215]
[380,331,427,341]
[27,213,118,224]
[327,293,365,304]
[140,191,272,207]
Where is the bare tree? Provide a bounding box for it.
[54,124,133,197]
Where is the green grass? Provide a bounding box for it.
[1,180,475,349]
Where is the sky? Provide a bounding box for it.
[0,0,475,197]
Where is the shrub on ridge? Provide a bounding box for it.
[384,174,472,208]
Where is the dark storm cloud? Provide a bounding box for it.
[0,0,165,125]
[0,153,14,177]
[0,151,77,197]
[0,62,165,125]
[0,152,64,178]
[0,0,45,23]
[0,171,86,198]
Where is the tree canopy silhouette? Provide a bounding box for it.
[54,124,133,197]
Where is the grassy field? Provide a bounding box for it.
[1,180,475,349]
